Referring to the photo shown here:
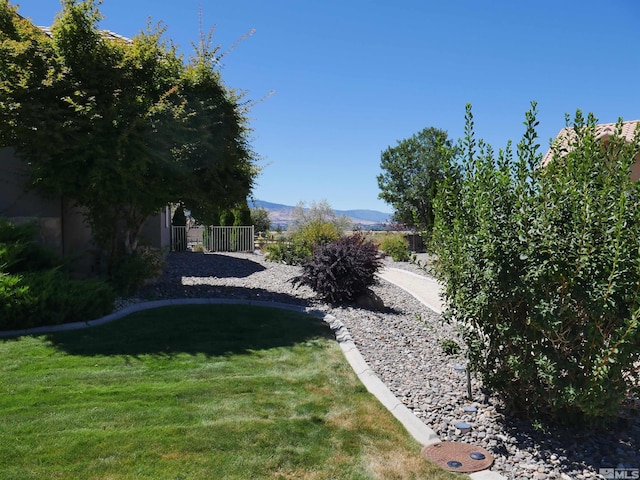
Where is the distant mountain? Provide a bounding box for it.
[248,199,391,227]
[248,200,296,226]
[339,209,390,224]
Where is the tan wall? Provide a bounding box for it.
[3,147,174,270]
[61,201,94,259]
[1,147,65,256]
[141,206,171,250]
[0,147,61,218]
[0,148,93,262]
[599,137,640,182]
[10,216,63,254]
[631,154,640,182]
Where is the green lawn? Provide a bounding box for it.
[0,304,463,479]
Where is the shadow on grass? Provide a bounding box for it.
[45,304,334,358]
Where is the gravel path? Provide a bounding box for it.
[133,251,639,480]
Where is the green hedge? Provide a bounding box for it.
[433,104,640,426]
[0,269,114,330]
[0,219,60,273]
[380,233,410,262]
[0,218,115,331]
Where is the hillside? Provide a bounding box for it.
[249,199,391,228]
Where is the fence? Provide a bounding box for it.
[405,233,426,253]
[204,226,254,252]
[171,226,188,252]
[171,225,254,252]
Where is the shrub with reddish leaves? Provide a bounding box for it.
[293,233,382,304]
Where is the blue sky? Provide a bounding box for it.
[19,1,640,213]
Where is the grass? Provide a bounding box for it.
[0,304,464,479]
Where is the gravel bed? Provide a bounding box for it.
[131,251,639,480]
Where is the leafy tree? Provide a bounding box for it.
[250,206,271,233]
[289,199,352,234]
[173,27,257,226]
[377,127,457,230]
[233,201,252,226]
[265,200,347,265]
[433,102,640,425]
[0,0,257,268]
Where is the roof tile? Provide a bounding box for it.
[541,119,640,165]
[38,25,132,44]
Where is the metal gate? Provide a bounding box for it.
[204,226,254,252]
[171,226,188,251]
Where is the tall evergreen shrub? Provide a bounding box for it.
[172,205,187,227]
[433,103,640,425]
[171,204,187,252]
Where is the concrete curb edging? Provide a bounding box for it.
[320,312,441,447]
[0,298,505,479]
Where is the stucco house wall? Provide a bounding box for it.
[0,147,171,273]
[141,206,172,250]
[630,155,640,182]
[0,147,79,256]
